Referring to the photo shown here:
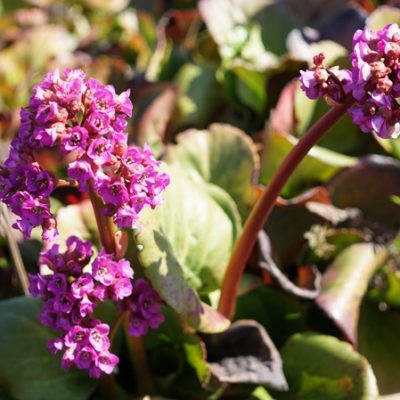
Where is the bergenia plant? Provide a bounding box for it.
[1,11,400,398]
[0,69,169,377]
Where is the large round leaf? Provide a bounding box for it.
[280,333,379,399]
[165,123,259,219]
[134,166,234,332]
[0,297,95,400]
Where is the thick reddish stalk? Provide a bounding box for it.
[218,96,354,319]
[88,184,116,254]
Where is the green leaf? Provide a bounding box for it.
[145,307,210,384]
[280,333,379,399]
[233,66,268,112]
[366,5,400,31]
[375,135,400,160]
[235,287,305,348]
[249,387,275,400]
[174,63,221,128]
[134,165,232,332]
[260,130,355,197]
[254,3,297,56]
[0,297,95,400]
[165,123,259,219]
[316,243,388,345]
[358,302,400,395]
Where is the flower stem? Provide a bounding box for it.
[218,96,354,320]
[110,311,127,344]
[88,184,116,254]
[0,203,30,296]
[124,317,154,396]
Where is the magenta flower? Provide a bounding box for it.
[301,24,400,139]
[121,279,164,337]
[61,126,89,154]
[29,236,135,377]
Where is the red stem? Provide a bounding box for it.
[88,184,116,254]
[218,96,354,319]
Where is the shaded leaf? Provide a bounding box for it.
[254,3,297,56]
[165,123,259,219]
[280,333,379,399]
[134,165,233,332]
[206,320,288,391]
[327,155,400,230]
[235,286,306,348]
[316,243,388,345]
[261,129,356,197]
[0,297,95,400]
[145,306,210,386]
[358,302,400,395]
[258,231,321,299]
[266,195,325,266]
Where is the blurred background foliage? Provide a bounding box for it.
[0,0,400,399]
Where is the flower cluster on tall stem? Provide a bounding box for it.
[0,69,169,378]
[0,69,169,242]
[219,24,400,320]
[300,23,400,139]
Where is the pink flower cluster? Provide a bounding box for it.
[0,69,169,240]
[299,53,352,104]
[121,279,164,337]
[29,236,164,377]
[299,23,400,139]
[349,24,400,139]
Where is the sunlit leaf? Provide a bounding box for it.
[134,166,233,332]
[366,5,400,31]
[165,123,259,218]
[198,0,272,47]
[280,333,379,399]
